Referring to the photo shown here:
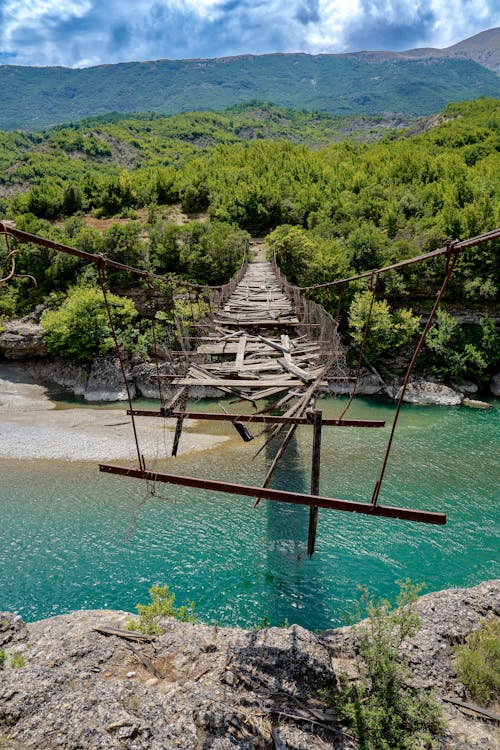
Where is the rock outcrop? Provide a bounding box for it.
[84,353,136,402]
[0,581,498,749]
[0,320,48,359]
[491,373,500,397]
[387,379,463,406]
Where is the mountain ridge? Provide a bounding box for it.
[0,28,499,131]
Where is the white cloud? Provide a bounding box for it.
[0,0,498,67]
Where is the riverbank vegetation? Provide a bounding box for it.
[336,582,444,750]
[0,98,498,383]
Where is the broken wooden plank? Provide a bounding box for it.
[277,357,315,383]
[93,626,156,643]
[235,335,247,368]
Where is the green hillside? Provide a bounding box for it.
[1,53,499,130]
[0,98,498,383]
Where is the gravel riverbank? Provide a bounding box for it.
[0,363,229,461]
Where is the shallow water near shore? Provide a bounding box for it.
[1,395,498,629]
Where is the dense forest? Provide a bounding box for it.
[0,98,499,384]
[1,47,499,130]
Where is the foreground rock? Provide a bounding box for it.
[0,581,498,749]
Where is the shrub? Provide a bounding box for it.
[454,618,500,705]
[127,584,197,635]
[0,650,6,668]
[348,290,420,364]
[41,286,137,364]
[9,652,26,668]
[338,581,444,750]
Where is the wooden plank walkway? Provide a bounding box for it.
[169,260,337,403]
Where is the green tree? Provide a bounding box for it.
[348,290,420,363]
[425,309,497,381]
[41,286,137,363]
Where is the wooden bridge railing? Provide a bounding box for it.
[271,257,343,363]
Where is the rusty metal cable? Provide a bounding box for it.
[97,262,145,473]
[338,273,379,421]
[145,277,166,409]
[370,243,462,507]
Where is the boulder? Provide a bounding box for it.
[450,380,478,395]
[462,398,492,410]
[84,353,136,401]
[387,379,463,406]
[490,372,500,397]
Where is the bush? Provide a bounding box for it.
[454,619,500,705]
[338,581,444,750]
[9,652,26,668]
[348,290,420,364]
[127,584,197,635]
[41,286,137,364]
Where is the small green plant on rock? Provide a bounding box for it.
[0,651,6,669]
[337,580,444,750]
[454,618,499,705]
[127,584,197,635]
[9,652,26,669]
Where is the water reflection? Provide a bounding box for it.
[263,430,329,627]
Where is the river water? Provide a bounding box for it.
[1,396,498,629]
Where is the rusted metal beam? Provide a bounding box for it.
[302,228,500,291]
[127,409,386,428]
[1,223,497,294]
[307,410,322,557]
[99,464,447,525]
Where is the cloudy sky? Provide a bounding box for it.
[0,0,498,69]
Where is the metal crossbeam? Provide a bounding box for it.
[127,409,386,428]
[99,464,446,525]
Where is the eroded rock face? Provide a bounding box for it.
[0,581,498,749]
[329,372,385,396]
[84,353,136,401]
[491,373,500,397]
[0,321,48,359]
[24,358,89,396]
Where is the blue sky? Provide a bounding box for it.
[1,0,498,68]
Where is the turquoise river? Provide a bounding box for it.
[1,395,498,630]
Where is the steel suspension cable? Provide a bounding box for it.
[370,244,462,508]
[338,273,379,421]
[97,262,145,473]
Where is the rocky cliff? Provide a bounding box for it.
[0,581,498,749]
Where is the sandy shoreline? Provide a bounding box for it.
[0,363,229,461]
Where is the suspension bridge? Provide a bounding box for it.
[2,222,499,553]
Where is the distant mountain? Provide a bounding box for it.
[405,27,500,74]
[0,29,499,131]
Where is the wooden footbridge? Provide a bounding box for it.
[166,260,335,402]
[102,255,447,552]
[5,223,497,553]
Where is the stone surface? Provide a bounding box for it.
[0,581,498,749]
[329,371,386,396]
[491,373,500,397]
[451,380,479,395]
[387,379,463,406]
[24,358,89,396]
[462,398,492,410]
[85,353,136,401]
[0,320,48,359]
